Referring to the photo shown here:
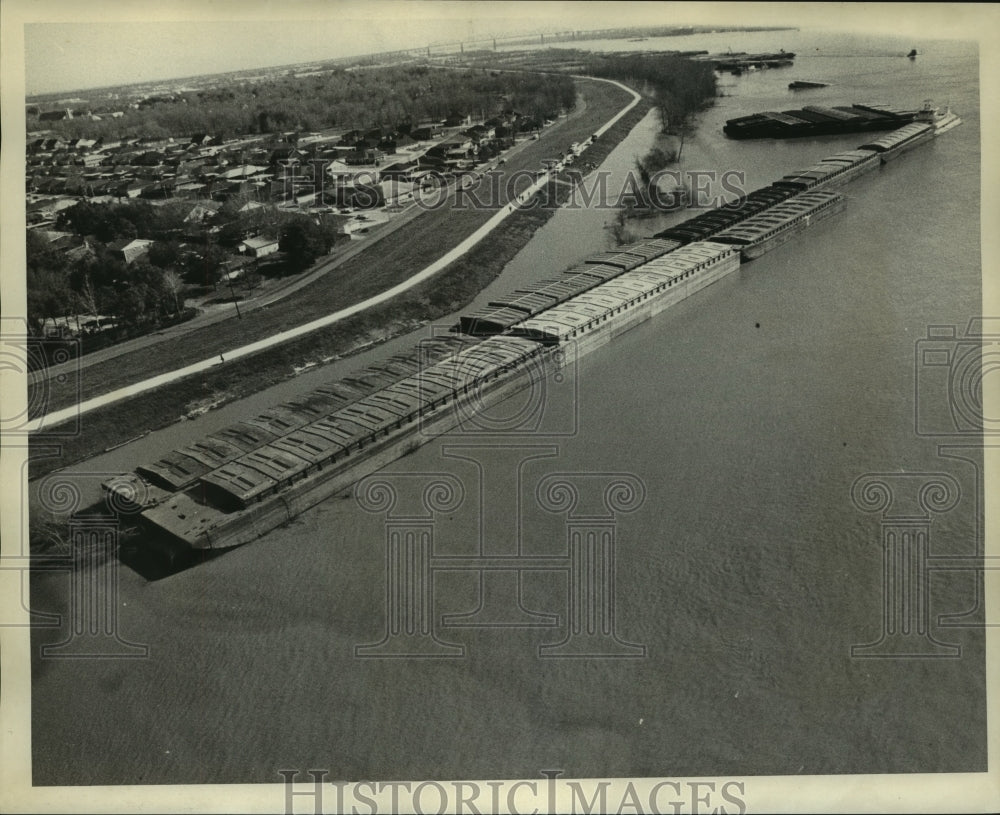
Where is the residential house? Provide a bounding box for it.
[238,235,280,258]
[410,122,443,140]
[109,238,154,265]
[220,164,268,181]
[183,200,223,223]
[337,129,362,146]
[140,179,175,199]
[344,147,383,166]
[425,137,473,166]
[465,124,496,142]
[117,181,146,199]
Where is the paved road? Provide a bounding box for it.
[30,78,640,432]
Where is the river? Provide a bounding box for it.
[29,29,986,785]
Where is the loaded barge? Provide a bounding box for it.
[858,103,961,159]
[772,149,881,191]
[102,109,961,560]
[724,102,919,139]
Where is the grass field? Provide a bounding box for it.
[28,86,653,479]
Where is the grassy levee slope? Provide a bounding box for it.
[29,91,652,479]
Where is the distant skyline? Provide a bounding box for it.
[17,1,989,97]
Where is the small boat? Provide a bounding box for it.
[907,49,918,59]
[789,80,829,89]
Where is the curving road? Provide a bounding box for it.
[30,77,641,433]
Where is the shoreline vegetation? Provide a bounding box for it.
[28,51,718,483]
[583,52,716,240]
[29,67,575,144]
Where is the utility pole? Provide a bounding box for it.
[226,271,242,319]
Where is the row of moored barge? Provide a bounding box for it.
[102,113,958,556]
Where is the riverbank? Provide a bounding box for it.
[28,94,654,482]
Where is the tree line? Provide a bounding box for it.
[580,52,717,133]
[27,227,186,339]
[30,65,577,142]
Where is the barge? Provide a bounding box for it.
[508,243,740,354]
[724,102,919,139]
[708,190,846,260]
[858,122,934,161]
[858,102,961,161]
[695,50,796,75]
[772,149,880,190]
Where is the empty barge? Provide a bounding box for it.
[709,190,846,260]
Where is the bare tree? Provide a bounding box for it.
[242,270,263,297]
[76,272,100,318]
[161,269,184,315]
